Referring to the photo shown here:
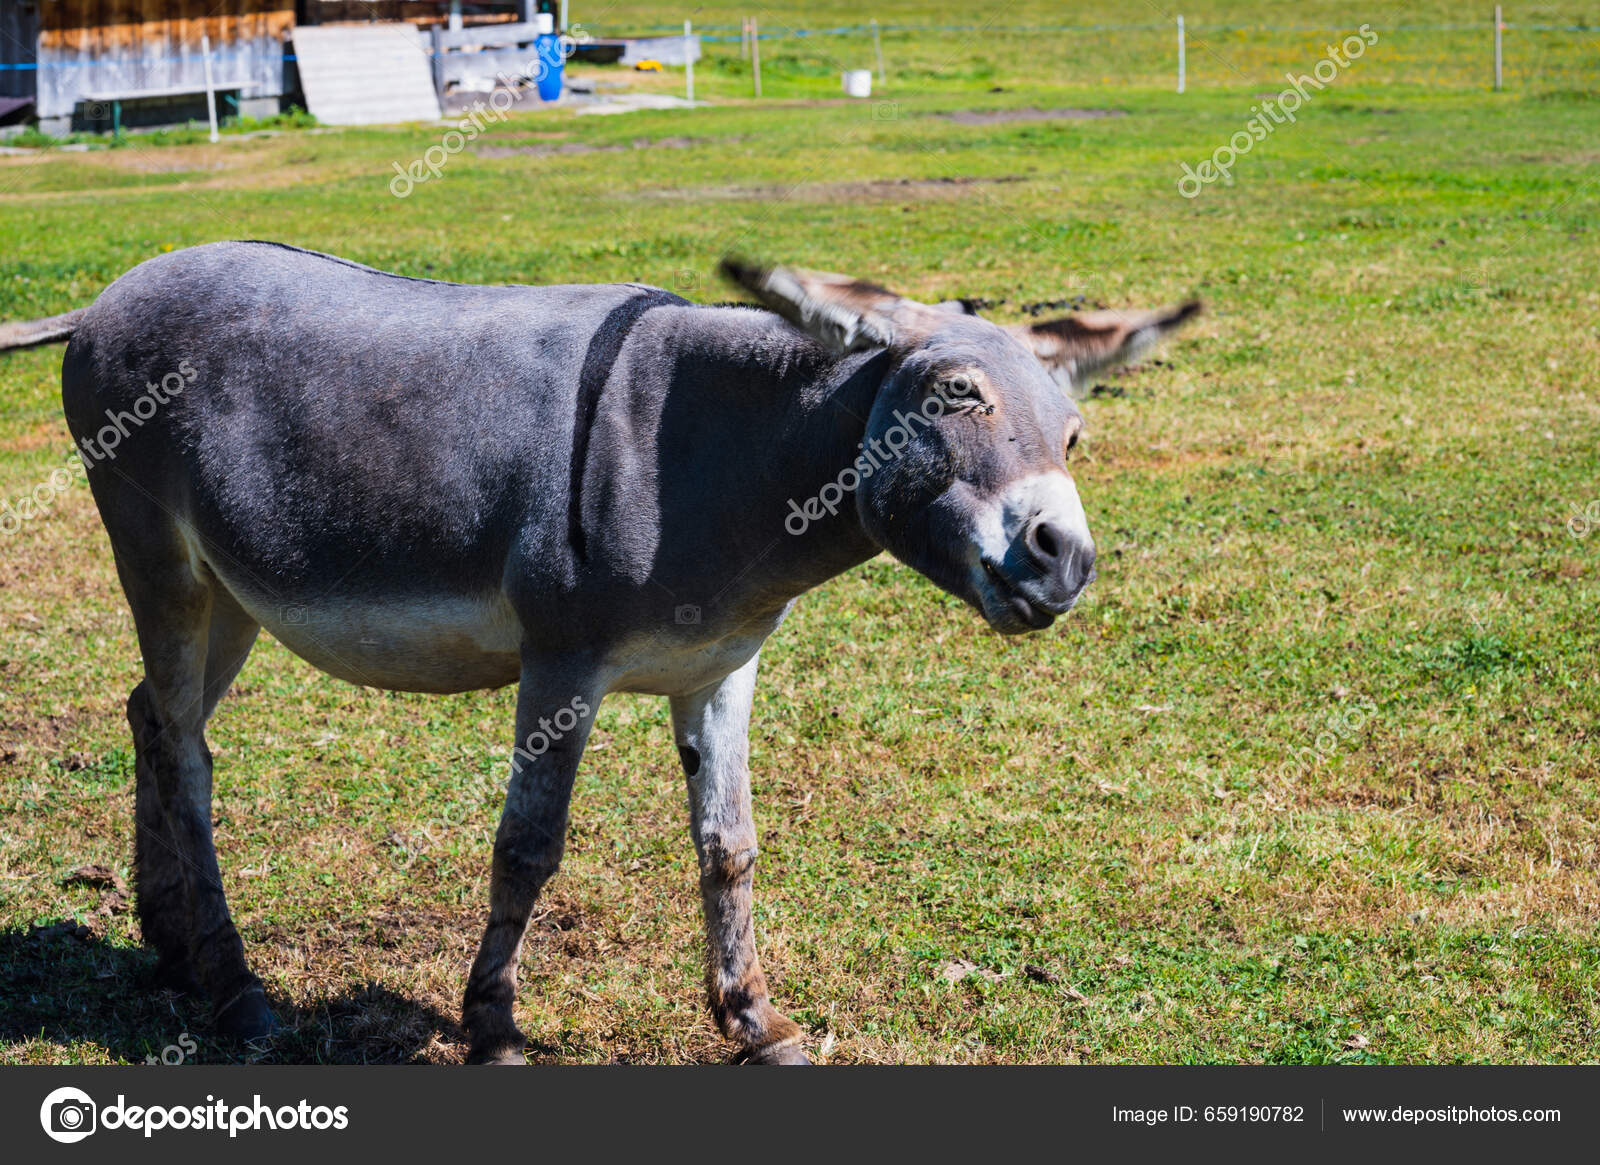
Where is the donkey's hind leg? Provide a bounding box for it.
[136,585,260,985]
[132,588,259,996]
[129,678,199,993]
[113,518,269,1039]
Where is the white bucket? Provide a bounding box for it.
[842,69,872,98]
[533,13,555,34]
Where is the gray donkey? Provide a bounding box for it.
[57,241,1197,1064]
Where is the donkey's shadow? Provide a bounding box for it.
[0,921,473,1064]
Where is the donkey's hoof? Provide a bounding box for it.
[464,1018,528,1065]
[470,1051,528,1066]
[466,1041,528,1066]
[214,988,276,1042]
[744,1041,811,1065]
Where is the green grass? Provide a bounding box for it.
[0,3,1597,1064]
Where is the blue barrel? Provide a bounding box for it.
[535,34,564,101]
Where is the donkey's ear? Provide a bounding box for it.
[1008,300,1202,394]
[719,257,906,353]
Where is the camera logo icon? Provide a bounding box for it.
[40,1086,97,1143]
[674,604,701,625]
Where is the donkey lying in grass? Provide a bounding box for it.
[59,241,1197,1063]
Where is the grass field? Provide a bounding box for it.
[1,3,1598,1065]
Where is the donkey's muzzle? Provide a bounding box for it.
[965,471,1097,633]
[1023,516,1097,607]
[979,537,1094,632]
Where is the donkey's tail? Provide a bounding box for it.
[0,307,88,352]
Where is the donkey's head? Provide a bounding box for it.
[722,259,1199,634]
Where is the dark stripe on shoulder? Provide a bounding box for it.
[567,288,682,561]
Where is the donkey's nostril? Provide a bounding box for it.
[1028,519,1066,566]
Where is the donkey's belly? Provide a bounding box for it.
[221,572,524,693]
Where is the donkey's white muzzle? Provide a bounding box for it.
[971,471,1096,632]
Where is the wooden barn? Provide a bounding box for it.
[1,2,295,133]
[0,2,549,134]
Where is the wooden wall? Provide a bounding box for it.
[304,3,523,29]
[33,1,294,118]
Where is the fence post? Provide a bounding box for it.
[872,17,886,86]
[201,32,219,142]
[685,19,694,103]
[430,25,445,100]
[751,16,762,97]
[1177,15,1186,93]
[1494,5,1503,90]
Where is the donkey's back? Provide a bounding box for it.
[63,241,673,549]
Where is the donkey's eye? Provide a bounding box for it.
[1063,421,1088,460]
[940,374,978,398]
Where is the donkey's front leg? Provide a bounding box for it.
[463,664,598,1065]
[671,655,808,1065]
